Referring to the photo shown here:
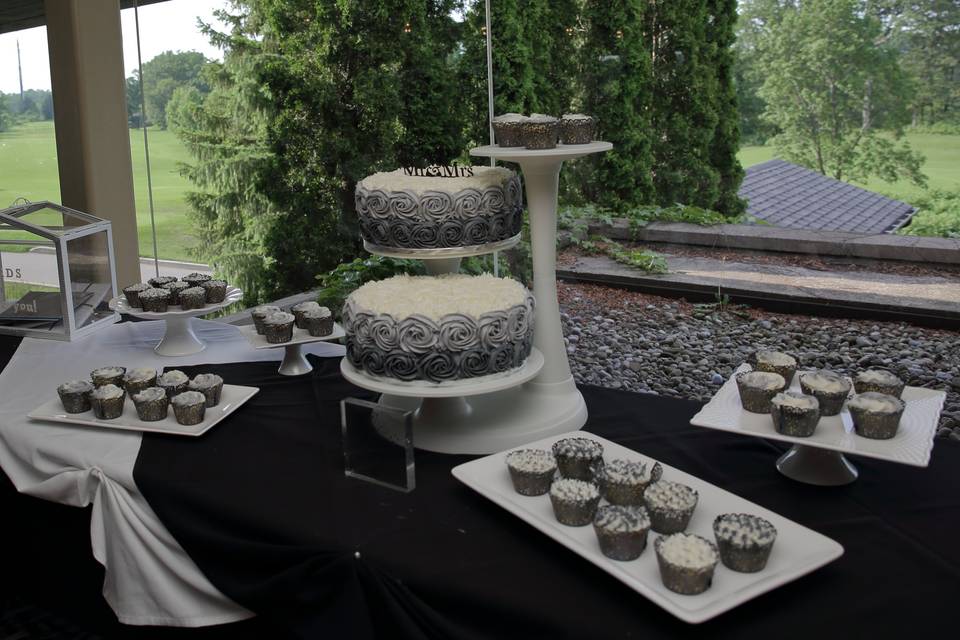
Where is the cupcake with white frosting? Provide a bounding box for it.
[505,449,557,496]
[188,373,224,408]
[799,370,851,416]
[549,478,600,526]
[263,311,296,344]
[57,380,94,413]
[90,366,126,388]
[492,113,527,147]
[770,391,820,437]
[251,305,281,334]
[848,392,905,440]
[854,369,904,398]
[291,300,322,329]
[139,287,171,312]
[552,437,604,481]
[178,286,207,310]
[303,306,334,337]
[157,370,189,398]
[713,513,777,573]
[753,350,797,389]
[736,370,786,413]
[90,384,125,420]
[593,504,650,561]
[597,458,663,506]
[123,367,157,396]
[132,387,169,422]
[654,533,719,595]
[171,390,206,426]
[520,114,559,149]
[559,113,596,144]
[645,480,698,534]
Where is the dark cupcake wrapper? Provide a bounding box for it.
[123,289,144,308]
[600,480,648,507]
[133,397,169,422]
[520,120,559,150]
[770,403,820,437]
[58,389,92,414]
[648,505,696,534]
[559,118,596,145]
[507,467,555,496]
[655,548,717,595]
[304,314,334,337]
[123,375,157,397]
[91,370,125,387]
[159,381,189,399]
[555,455,602,482]
[173,400,206,426]
[754,362,796,389]
[264,320,294,344]
[492,121,526,147]
[594,526,648,561]
[140,293,171,313]
[853,380,905,398]
[202,282,227,304]
[736,373,782,414]
[716,538,775,573]
[798,382,849,416]
[850,406,904,439]
[91,394,125,420]
[179,290,207,310]
[191,382,223,408]
[550,494,600,527]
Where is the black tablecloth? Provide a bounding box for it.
[133,356,960,640]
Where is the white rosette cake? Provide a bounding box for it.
[343,274,535,383]
[354,166,523,250]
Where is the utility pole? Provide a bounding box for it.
[17,39,24,109]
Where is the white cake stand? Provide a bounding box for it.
[239,322,345,376]
[108,287,243,356]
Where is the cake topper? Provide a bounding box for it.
[402,162,474,178]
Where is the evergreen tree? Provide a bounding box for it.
[527,0,578,116]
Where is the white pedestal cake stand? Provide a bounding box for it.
[239,322,345,376]
[109,287,243,356]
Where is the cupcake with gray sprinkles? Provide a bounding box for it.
[90,384,126,420]
[57,380,94,413]
[644,480,698,534]
[162,281,190,305]
[597,458,663,506]
[303,306,334,337]
[505,449,557,496]
[178,286,207,310]
[736,370,786,413]
[182,272,212,288]
[188,373,224,408]
[251,305,281,334]
[147,275,177,288]
[201,279,228,304]
[122,367,157,396]
[848,392,905,440]
[770,392,820,437]
[157,370,189,398]
[263,311,296,344]
[90,366,126,388]
[753,350,797,388]
[291,300,322,329]
[654,533,719,595]
[132,387,169,422]
[492,113,527,147]
[123,283,150,308]
[799,370,851,416]
[520,114,559,149]
[713,513,777,573]
[171,390,206,426]
[559,113,596,145]
[593,504,651,561]
[139,287,171,312]
[549,478,601,526]
[552,437,604,481]
[854,369,904,398]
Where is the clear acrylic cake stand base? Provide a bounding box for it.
[776,444,859,486]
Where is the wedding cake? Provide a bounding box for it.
[354,166,523,250]
[343,274,535,383]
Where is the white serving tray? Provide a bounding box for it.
[27,384,259,437]
[451,431,843,624]
[691,364,946,467]
[109,286,243,319]
[238,321,344,350]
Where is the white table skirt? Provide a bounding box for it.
[0,319,344,626]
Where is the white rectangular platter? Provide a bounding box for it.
[451,431,843,624]
[27,384,259,437]
[238,322,344,350]
[691,364,946,467]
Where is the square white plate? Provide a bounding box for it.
[27,384,259,436]
[691,365,946,467]
[451,431,843,624]
[238,322,344,350]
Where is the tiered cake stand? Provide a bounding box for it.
[341,142,612,454]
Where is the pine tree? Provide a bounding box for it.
[527,0,579,116]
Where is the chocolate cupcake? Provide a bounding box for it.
[505,449,557,496]
[157,370,189,398]
[132,387,169,422]
[263,311,296,344]
[138,287,171,312]
[736,371,786,414]
[182,272,212,288]
[251,305,281,335]
[171,390,206,426]
[90,384,125,420]
[559,114,596,144]
[799,370,851,417]
[549,478,601,526]
[552,437,604,481]
[123,283,150,308]
[644,480,698,534]
[713,513,777,573]
[770,392,820,437]
[848,392,905,440]
[188,373,224,408]
[122,367,157,396]
[201,280,228,304]
[57,380,94,413]
[654,533,719,595]
[147,275,177,288]
[303,306,334,337]
[178,286,207,310]
[593,504,651,561]
[754,350,797,389]
[597,458,663,506]
[291,300,322,329]
[90,366,126,388]
[492,113,527,147]
[521,114,559,149]
[162,281,190,305]
[854,369,905,398]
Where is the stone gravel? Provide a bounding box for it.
[557,282,960,441]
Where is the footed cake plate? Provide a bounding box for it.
[238,322,344,376]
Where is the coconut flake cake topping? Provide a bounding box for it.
[856,369,901,386]
[552,437,603,460]
[124,368,156,382]
[848,392,903,413]
[645,480,698,511]
[594,505,650,533]
[303,306,332,319]
[133,387,167,403]
[91,384,124,400]
[506,449,556,474]
[714,513,777,547]
[359,166,513,195]
[772,392,819,410]
[158,370,189,385]
[600,459,659,485]
[756,350,796,367]
[801,371,850,394]
[264,311,295,326]
[740,371,785,390]
[550,478,599,502]
[59,380,93,394]
[172,391,206,407]
[657,533,717,569]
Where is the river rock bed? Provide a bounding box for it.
[557,282,960,441]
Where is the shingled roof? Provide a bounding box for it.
[739,159,915,234]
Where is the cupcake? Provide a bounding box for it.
[201,280,228,304]
[57,380,94,413]
[251,305,281,335]
[552,437,604,481]
[178,287,207,310]
[162,281,190,305]
[654,533,719,595]
[492,113,528,147]
[798,370,851,417]
[713,513,777,573]
[90,366,126,388]
[303,306,334,337]
[753,350,797,389]
[182,272,212,288]
[157,370,190,398]
[520,114,559,149]
[147,275,177,288]
[559,114,596,144]
[593,504,651,561]
[736,371,786,413]
[505,449,557,496]
[122,367,157,396]
[854,369,905,398]
[139,287,171,312]
[132,387,169,422]
[848,392,905,440]
[597,458,663,506]
[770,392,820,437]
[122,283,150,308]
[291,300,322,329]
[171,390,207,426]
[188,373,224,408]
[263,311,296,344]
[90,384,125,420]
[549,478,601,526]
[644,480,698,534]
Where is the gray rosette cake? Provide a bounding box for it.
[343,274,535,384]
[354,166,524,250]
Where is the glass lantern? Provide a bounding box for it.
[0,201,119,340]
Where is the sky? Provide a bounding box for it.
[0,0,229,94]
